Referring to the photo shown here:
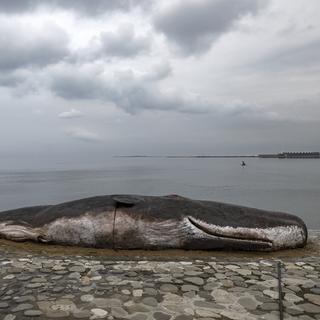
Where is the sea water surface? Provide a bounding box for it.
[0,157,319,228]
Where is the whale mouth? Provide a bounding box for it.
[187,216,306,251]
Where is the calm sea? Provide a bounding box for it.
[0,157,319,228]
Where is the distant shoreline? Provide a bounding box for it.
[114,151,320,159]
[113,155,257,158]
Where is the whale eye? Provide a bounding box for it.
[111,195,141,208]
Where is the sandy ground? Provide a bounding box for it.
[0,230,319,261]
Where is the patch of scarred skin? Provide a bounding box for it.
[0,211,115,248]
[44,212,114,247]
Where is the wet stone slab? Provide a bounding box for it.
[0,231,320,319]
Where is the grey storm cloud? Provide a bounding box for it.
[50,69,105,100]
[49,65,209,114]
[154,0,265,54]
[0,0,150,15]
[98,25,151,58]
[0,72,23,87]
[141,62,172,82]
[0,0,35,13]
[111,83,210,114]
[0,22,69,71]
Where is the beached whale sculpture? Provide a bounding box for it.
[0,195,307,251]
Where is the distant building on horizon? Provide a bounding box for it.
[258,152,320,159]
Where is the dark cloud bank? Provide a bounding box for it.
[154,0,265,54]
[0,22,69,71]
[0,0,150,15]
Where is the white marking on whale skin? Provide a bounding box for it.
[114,212,220,248]
[142,219,195,247]
[187,217,306,250]
[0,222,42,241]
[115,212,197,248]
[44,212,114,246]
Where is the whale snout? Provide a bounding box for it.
[187,203,308,251]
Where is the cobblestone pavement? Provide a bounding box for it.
[0,232,319,320]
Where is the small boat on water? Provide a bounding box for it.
[241,161,246,167]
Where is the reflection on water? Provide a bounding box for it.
[0,157,319,228]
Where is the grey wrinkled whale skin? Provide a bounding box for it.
[0,194,308,251]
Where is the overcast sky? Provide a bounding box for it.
[0,0,320,167]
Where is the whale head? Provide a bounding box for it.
[113,195,308,251]
[185,199,308,251]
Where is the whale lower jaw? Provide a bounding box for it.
[187,217,307,251]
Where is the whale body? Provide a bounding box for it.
[0,194,308,251]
